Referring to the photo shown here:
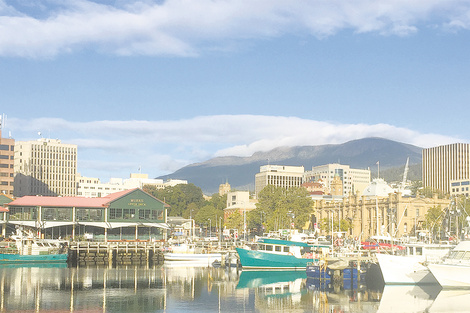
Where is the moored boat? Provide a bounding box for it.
[376,242,453,285]
[235,237,329,269]
[0,229,68,264]
[428,241,470,288]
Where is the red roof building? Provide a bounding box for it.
[4,188,169,241]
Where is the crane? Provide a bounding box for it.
[401,157,409,192]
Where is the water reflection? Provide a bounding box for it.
[0,264,468,312]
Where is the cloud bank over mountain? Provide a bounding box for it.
[5,115,464,179]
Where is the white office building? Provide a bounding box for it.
[14,138,77,197]
[255,165,304,198]
[304,163,370,196]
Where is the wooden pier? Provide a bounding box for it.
[68,241,165,267]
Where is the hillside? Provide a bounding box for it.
[158,137,422,194]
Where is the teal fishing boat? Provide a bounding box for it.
[0,253,68,264]
[236,238,329,270]
[0,229,68,265]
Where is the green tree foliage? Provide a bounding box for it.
[194,204,224,227]
[319,217,351,234]
[207,193,227,211]
[254,186,314,232]
[143,183,205,216]
[225,211,243,231]
[424,205,445,238]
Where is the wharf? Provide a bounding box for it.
[68,241,165,266]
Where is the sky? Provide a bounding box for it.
[1,0,470,182]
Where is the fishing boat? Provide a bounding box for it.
[235,237,329,270]
[376,242,454,285]
[0,229,68,264]
[428,241,470,288]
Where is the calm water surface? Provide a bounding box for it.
[0,263,464,312]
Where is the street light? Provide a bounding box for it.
[208,218,212,238]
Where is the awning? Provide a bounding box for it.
[41,221,75,229]
[139,222,170,229]
[8,221,38,227]
[78,222,111,229]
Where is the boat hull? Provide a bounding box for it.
[0,253,68,264]
[164,253,222,264]
[235,247,313,269]
[376,253,438,285]
[428,263,470,288]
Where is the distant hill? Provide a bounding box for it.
[158,137,422,194]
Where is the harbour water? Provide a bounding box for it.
[0,263,461,312]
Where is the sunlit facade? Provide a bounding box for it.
[14,138,77,197]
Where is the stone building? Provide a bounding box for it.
[314,192,450,239]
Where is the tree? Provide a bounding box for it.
[207,193,227,211]
[194,204,223,227]
[254,186,314,232]
[424,205,445,241]
[225,211,243,231]
[144,183,205,216]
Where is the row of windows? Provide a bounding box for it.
[9,207,164,221]
[0,155,13,160]
[452,187,469,192]
[0,145,13,151]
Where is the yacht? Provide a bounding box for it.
[428,241,470,288]
[376,242,453,284]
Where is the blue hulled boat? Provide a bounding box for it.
[236,237,329,270]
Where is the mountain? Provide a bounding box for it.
[158,137,423,194]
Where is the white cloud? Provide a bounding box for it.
[0,0,469,57]
[6,115,467,180]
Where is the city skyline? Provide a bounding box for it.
[2,1,470,181]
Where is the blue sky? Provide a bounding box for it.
[1,0,470,182]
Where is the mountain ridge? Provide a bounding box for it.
[158,137,423,194]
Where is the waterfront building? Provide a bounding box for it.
[304,163,371,197]
[5,188,169,240]
[423,143,470,195]
[0,121,14,196]
[224,191,257,220]
[255,165,304,198]
[14,138,77,197]
[315,192,450,239]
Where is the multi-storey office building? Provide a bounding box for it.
[0,128,14,196]
[304,163,371,196]
[423,143,470,195]
[14,138,77,197]
[255,165,304,198]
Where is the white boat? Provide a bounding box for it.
[428,241,470,288]
[164,243,222,266]
[376,242,453,284]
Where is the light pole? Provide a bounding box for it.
[209,218,212,238]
